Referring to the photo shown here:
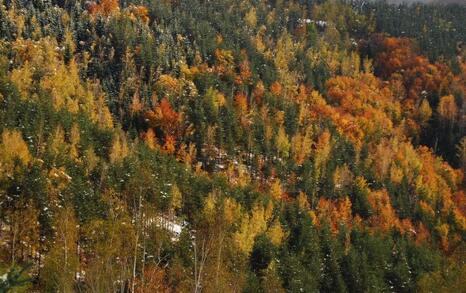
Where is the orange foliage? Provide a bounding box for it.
[145,98,180,136]
[316,197,352,233]
[367,189,406,233]
[235,52,252,85]
[295,84,309,103]
[371,35,453,102]
[239,59,252,82]
[128,5,150,23]
[88,0,120,17]
[453,191,466,217]
[452,191,466,231]
[234,92,248,113]
[252,81,265,105]
[373,36,417,79]
[135,266,170,293]
[163,135,176,154]
[413,146,460,216]
[270,81,282,96]
[415,223,431,245]
[324,73,399,144]
[130,92,143,115]
[370,139,394,179]
[436,223,450,251]
[419,200,435,218]
[315,130,331,155]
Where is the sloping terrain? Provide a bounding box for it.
[0,0,464,292]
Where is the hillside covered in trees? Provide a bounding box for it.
[0,0,465,292]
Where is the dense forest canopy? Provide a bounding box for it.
[0,0,464,292]
[385,0,465,4]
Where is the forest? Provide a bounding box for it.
[0,0,464,292]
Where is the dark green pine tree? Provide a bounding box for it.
[320,226,347,293]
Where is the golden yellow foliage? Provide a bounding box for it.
[0,129,31,173]
[69,123,80,159]
[437,95,458,121]
[50,126,66,157]
[418,99,432,125]
[170,184,183,212]
[245,8,257,28]
[215,48,235,76]
[96,95,114,129]
[296,192,310,210]
[109,130,129,163]
[269,179,283,201]
[314,130,332,169]
[144,128,158,150]
[234,202,273,254]
[223,198,241,226]
[83,147,99,175]
[275,126,290,158]
[156,74,180,97]
[291,128,313,165]
[10,61,33,100]
[9,38,112,128]
[266,220,285,246]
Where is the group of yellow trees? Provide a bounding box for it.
[0,0,464,292]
